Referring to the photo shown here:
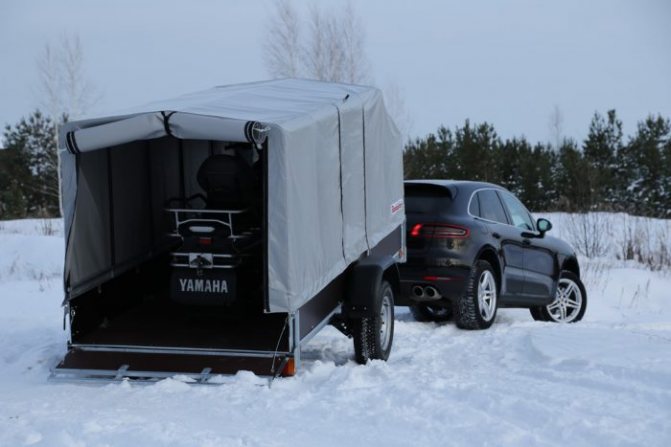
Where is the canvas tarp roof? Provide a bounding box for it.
[59,78,404,313]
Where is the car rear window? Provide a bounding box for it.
[468,193,480,216]
[404,184,454,214]
[499,191,535,230]
[475,189,509,224]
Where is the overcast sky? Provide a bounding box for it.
[1,0,669,144]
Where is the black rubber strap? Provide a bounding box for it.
[66,131,80,154]
[161,111,176,137]
[362,107,370,252]
[244,121,253,143]
[336,106,346,262]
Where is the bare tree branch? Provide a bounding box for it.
[265,1,371,84]
[304,4,329,81]
[263,0,302,78]
[36,32,101,215]
[262,1,408,141]
[339,1,370,84]
[384,82,413,140]
[548,104,564,150]
[37,33,100,122]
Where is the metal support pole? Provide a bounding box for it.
[290,311,301,372]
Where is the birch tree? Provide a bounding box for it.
[263,0,302,78]
[548,104,564,150]
[36,32,100,215]
[264,1,414,137]
[37,33,100,121]
[264,0,370,84]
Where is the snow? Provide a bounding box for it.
[535,212,671,267]
[1,217,670,446]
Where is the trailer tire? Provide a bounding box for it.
[352,280,394,364]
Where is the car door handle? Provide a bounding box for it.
[492,232,501,239]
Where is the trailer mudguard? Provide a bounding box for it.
[344,256,398,318]
[345,263,382,318]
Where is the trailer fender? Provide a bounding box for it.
[344,258,399,318]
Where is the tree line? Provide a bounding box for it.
[1,108,670,219]
[404,110,671,218]
[1,11,669,220]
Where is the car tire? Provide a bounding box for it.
[409,303,452,322]
[530,271,587,323]
[352,280,395,364]
[453,260,498,330]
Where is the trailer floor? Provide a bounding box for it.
[74,300,290,352]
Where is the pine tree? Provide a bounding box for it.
[0,147,31,218]
[621,115,671,217]
[518,143,557,211]
[583,110,622,209]
[452,120,500,183]
[498,137,526,196]
[662,127,671,217]
[403,126,453,179]
[1,110,61,218]
[556,139,590,211]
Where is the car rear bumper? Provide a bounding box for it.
[399,265,470,302]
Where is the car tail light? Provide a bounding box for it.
[410,223,424,237]
[409,223,470,239]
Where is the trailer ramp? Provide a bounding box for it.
[51,346,292,384]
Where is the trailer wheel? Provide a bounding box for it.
[352,280,394,364]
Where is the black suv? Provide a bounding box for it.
[399,180,587,329]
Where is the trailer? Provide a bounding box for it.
[51,79,405,382]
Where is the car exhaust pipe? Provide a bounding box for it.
[412,285,425,298]
[424,286,441,300]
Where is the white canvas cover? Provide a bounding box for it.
[59,79,404,313]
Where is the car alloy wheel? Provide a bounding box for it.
[454,260,498,330]
[477,270,497,322]
[546,277,583,323]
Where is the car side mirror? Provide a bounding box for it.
[536,218,552,236]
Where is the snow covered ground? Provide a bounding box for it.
[1,217,670,446]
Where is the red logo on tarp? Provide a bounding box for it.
[391,199,404,215]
